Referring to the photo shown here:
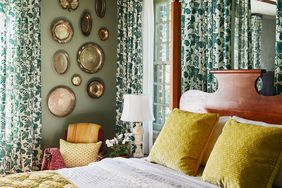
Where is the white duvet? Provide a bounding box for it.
[57,157,219,188]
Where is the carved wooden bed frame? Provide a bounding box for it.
[170,0,282,124]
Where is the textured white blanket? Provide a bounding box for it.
[57,157,219,188]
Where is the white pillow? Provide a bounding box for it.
[202,116,231,166]
[232,116,282,187]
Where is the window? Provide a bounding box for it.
[153,0,171,142]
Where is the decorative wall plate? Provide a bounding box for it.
[77,42,105,73]
[51,19,73,44]
[47,86,76,117]
[98,27,109,41]
[80,10,92,36]
[71,74,82,86]
[58,0,79,11]
[95,0,106,18]
[53,50,70,74]
[87,79,104,98]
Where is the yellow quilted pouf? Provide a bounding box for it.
[202,119,282,188]
[60,139,102,167]
[148,109,219,175]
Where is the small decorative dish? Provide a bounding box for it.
[58,0,79,11]
[95,0,106,18]
[71,74,82,86]
[87,79,104,98]
[98,27,109,41]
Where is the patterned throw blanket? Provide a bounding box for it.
[0,171,76,188]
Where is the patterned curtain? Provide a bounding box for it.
[234,0,252,69]
[115,0,143,134]
[275,0,282,94]
[181,0,232,93]
[251,14,262,69]
[0,1,42,174]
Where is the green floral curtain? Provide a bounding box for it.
[234,0,252,69]
[275,0,282,94]
[181,0,232,93]
[251,14,262,69]
[0,0,42,174]
[116,0,143,134]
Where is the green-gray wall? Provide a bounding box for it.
[41,0,117,148]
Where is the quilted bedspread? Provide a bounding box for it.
[0,171,76,188]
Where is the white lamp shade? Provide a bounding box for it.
[121,94,155,122]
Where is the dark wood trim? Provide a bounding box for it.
[180,70,282,124]
[256,0,276,5]
[170,0,181,110]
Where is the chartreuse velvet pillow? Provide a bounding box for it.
[202,119,282,188]
[148,109,219,175]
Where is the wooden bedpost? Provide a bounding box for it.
[170,0,181,110]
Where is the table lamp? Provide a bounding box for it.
[121,94,154,158]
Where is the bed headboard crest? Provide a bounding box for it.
[180,70,282,124]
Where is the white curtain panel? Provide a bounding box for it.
[142,0,154,154]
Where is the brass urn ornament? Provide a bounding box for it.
[58,0,79,11]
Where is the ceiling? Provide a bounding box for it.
[251,0,276,16]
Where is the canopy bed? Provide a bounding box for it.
[1,1,282,188]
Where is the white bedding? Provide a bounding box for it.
[57,157,219,188]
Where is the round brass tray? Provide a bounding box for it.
[51,19,73,44]
[87,79,104,98]
[47,86,76,117]
[77,42,105,74]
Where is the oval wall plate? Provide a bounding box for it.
[87,79,104,98]
[51,19,73,44]
[80,10,92,36]
[53,50,70,74]
[95,0,106,18]
[77,42,105,74]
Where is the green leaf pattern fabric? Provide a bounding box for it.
[251,14,262,69]
[234,0,252,69]
[0,0,42,174]
[275,0,282,94]
[116,0,143,134]
[181,0,232,93]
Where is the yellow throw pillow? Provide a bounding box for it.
[202,119,282,188]
[60,139,102,168]
[148,109,219,175]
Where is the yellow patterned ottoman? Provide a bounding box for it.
[0,171,77,188]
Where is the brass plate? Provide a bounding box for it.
[95,0,106,18]
[58,0,79,11]
[53,50,70,74]
[80,10,92,36]
[71,74,82,86]
[87,79,104,98]
[98,27,109,41]
[77,42,105,73]
[47,86,76,117]
[51,19,73,44]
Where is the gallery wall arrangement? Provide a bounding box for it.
[41,0,117,148]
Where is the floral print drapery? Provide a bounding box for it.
[275,0,282,94]
[181,0,232,92]
[251,14,263,69]
[234,0,252,69]
[115,0,143,134]
[0,0,42,174]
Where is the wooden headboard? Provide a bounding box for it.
[179,70,282,124]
